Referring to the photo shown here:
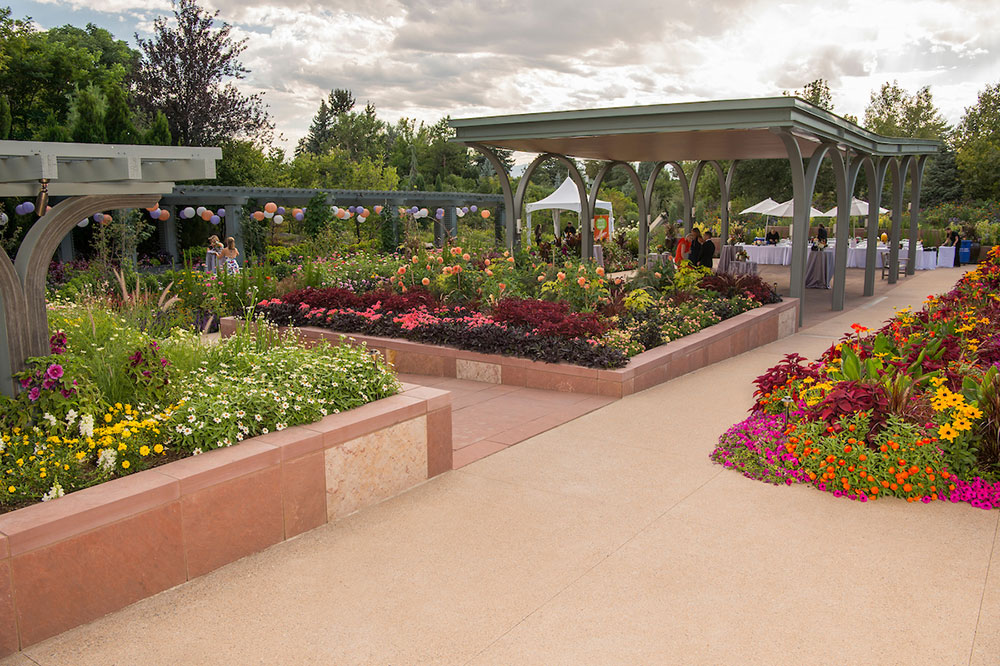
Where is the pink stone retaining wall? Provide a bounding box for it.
[0,385,451,656]
[222,298,798,399]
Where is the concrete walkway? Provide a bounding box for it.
[7,266,997,665]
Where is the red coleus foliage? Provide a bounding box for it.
[490,298,608,339]
[753,353,822,398]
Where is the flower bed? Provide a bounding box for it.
[712,246,1000,510]
[252,247,782,369]
[0,305,398,510]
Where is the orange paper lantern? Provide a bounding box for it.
[201,209,213,221]
[253,211,266,221]
[481,210,491,219]
[264,202,278,214]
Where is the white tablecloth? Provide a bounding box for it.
[738,244,792,265]
[937,246,956,267]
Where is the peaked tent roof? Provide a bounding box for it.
[524,177,612,215]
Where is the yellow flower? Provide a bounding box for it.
[938,424,959,442]
[104,414,112,423]
[153,444,164,454]
[930,376,946,387]
[139,446,150,456]
[953,418,972,431]
[6,486,14,493]
[121,460,130,469]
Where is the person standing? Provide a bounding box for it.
[699,231,715,269]
[205,235,222,273]
[675,230,694,265]
[217,236,240,274]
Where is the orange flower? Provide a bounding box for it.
[421,277,430,286]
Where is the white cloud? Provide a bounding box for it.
[20,0,1000,153]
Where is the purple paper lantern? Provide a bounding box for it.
[93,213,103,223]
[217,208,226,218]
[277,206,285,215]
[294,211,304,221]
[470,205,477,212]
[210,215,220,225]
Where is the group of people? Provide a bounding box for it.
[204,235,240,274]
[673,229,715,268]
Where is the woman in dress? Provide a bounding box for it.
[205,235,222,273]
[674,231,694,265]
[217,236,240,274]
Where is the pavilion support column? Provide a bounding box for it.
[466,143,516,252]
[161,207,180,265]
[590,161,646,261]
[513,152,592,261]
[863,158,888,297]
[445,206,458,242]
[493,203,504,246]
[58,232,74,263]
[0,194,159,395]
[831,150,854,311]
[643,162,669,261]
[224,205,244,258]
[666,162,692,233]
[720,160,739,248]
[887,158,905,284]
[906,156,927,275]
[771,129,812,326]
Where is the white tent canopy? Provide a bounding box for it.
[739,197,779,215]
[822,198,889,218]
[761,199,826,218]
[525,177,614,238]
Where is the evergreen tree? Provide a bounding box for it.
[0,95,10,140]
[921,149,963,205]
[70,86,107,143]
[327,88,354,115]
[35,112,71,142]
[104,83,139,143]
[144,110,172,145]
[297,99,332,155]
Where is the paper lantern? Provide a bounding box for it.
[0,213,6,226]
[201,209,213,221]
[294,211,304,221]
[276,206,285,215]
[410,206,419,214]
[145,206,159,212]
[196,206,206,216]
[159,209,170,221]
[102,214,112,225]
[481,210,490,219]
[22,202,35,214]
[456,208,465,217]
[182,206,195,219]
[264,202,277,214]
[435,211,444,220]
[77,219,89,228]
[93,213,103,223]
[462,206,469,213]
[210,214,220,225]
[264,211,274,219]
[148,207,160,218]
[293,208,302,217]
[880,232,888,243]
[273,214,284,224]
[253,211,266,221]
[374,205,383,214]
[359,208,369,218]
[217,209,226,218]
[14,204,23,216]
[470,205,477,212]
[419,208,428,217]
[347,206,356,214]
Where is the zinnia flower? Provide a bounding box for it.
[46,364,63,380]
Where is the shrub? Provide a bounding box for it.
[491,298,608,339]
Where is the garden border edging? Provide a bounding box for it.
[222,298,799,398]
[0,385,451,656]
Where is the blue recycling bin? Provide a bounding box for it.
[959,239,972,264]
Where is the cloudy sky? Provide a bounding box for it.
[17,0,1000,154]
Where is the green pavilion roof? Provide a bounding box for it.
[450,97,941,161]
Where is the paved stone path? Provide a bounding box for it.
[6,266,996,665]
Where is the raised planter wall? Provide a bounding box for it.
[0,385,451,656]
[223,298,798,399]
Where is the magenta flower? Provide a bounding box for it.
[28,387,40,401]
[46,363,63,380]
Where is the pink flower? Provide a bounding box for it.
[46,363,63,380]
[28,387,40,401]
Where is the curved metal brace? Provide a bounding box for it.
[466,143,516,250]
[664,161,691,232]
[15,194,160,360]
[884,156,908,283]
[514,153,593,260]
[906,155,928,275]
[589,161,647,259]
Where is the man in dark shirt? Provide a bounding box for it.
[700,231,715,268]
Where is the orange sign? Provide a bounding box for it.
[593,214,610,241]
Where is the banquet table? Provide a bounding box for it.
[805,249,835,289]
[937,246,957,268]
[738,243,792,265]
[728,260,758,276]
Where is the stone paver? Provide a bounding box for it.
[7,265,998,665]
